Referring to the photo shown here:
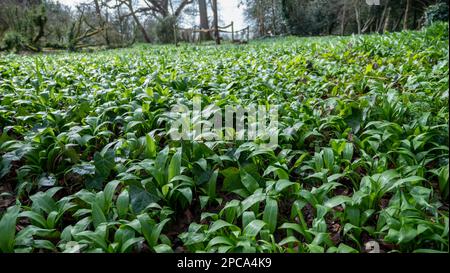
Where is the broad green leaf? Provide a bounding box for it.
[91,202,107,229]
[116,189,130,219]
[94,149,115,178]
[0,205,20,253]
[322,148,335,170]
[145,134,157,158]
[129,185,160,214]
[263,198,278,233]
[168,149,182,182]
[240,169,260,194]
[208,220,234,234]
[275,179,295,193]
[324,195,352,208]
[243,220,266,237]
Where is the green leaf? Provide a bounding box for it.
[154,244,173,253]
[129,185,160,214]
[199,196,209,209]
[324,195,352,208]
[242,211,256,229]
[263,198,278,233]
[91,150,115,189]
[241,190,266,212]
[104,180,120,209]
[168,149,182,182]
[94,149,115,178]
[208,220,234,234]
[221,167,241,192]
[275,179,295,193]
[137,214,155,246]
[365,63,373,74]
[207,169,218,199]
[72,164,95,176]
[413,249,448,253]
[30,192,56,215]
[278,236,300,246]
[438,164,449,199]
[38,174,56,187]
[240,169,260,194]
[121,237,144,253]
[176,187,193,204]
[322,148,335,170]
[279,223,304,235]
[116,189,130,219]
[145,134,157,158]
[344,107,362,133]
[207,236,234,248]
[386,176,425,193]
[398,225,418,244]
[243,220,266,237]
[150,218,170,248]
[343,143,354,161]
[337,243,358,253]
[345,206,360,226]
[91,202,107,229]
[77,225,108,251]
[19,211,47,228]
[0,205,20,253]
[33,240,56,251]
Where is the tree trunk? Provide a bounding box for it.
[393,9,405,31]
[255,0,265,36]
[383,7,391,33]
[271,0,276,35]
[341,1,346,35]
[377,0,389,33]
[403,0,411,30]
[93,0,110,46]
[126,1,151,43]
[354,1,361,35]
[198,0,210,40]
[132,13,150,42]
[212,0,220,44]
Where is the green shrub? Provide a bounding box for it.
[1,31,25,52]
[155,16,177,43]
[423,2,449,26]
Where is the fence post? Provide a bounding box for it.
[231,21,234,42]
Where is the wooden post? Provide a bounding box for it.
[212,0,220,45]
[231,21,234,42]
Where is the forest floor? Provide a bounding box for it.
[0,23,448,253]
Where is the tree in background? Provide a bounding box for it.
[198,0,211,40]
[0,0,195,49]
[241,0,287,37]
[111,0,194,43]
[0,0,448,51]
[0,0,48,51]
[242,0,445,36]
[423,0,449,26]
[0,0,138,51]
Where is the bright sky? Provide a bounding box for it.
[57,0,246,29]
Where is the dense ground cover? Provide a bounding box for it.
[0,23,448,253]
